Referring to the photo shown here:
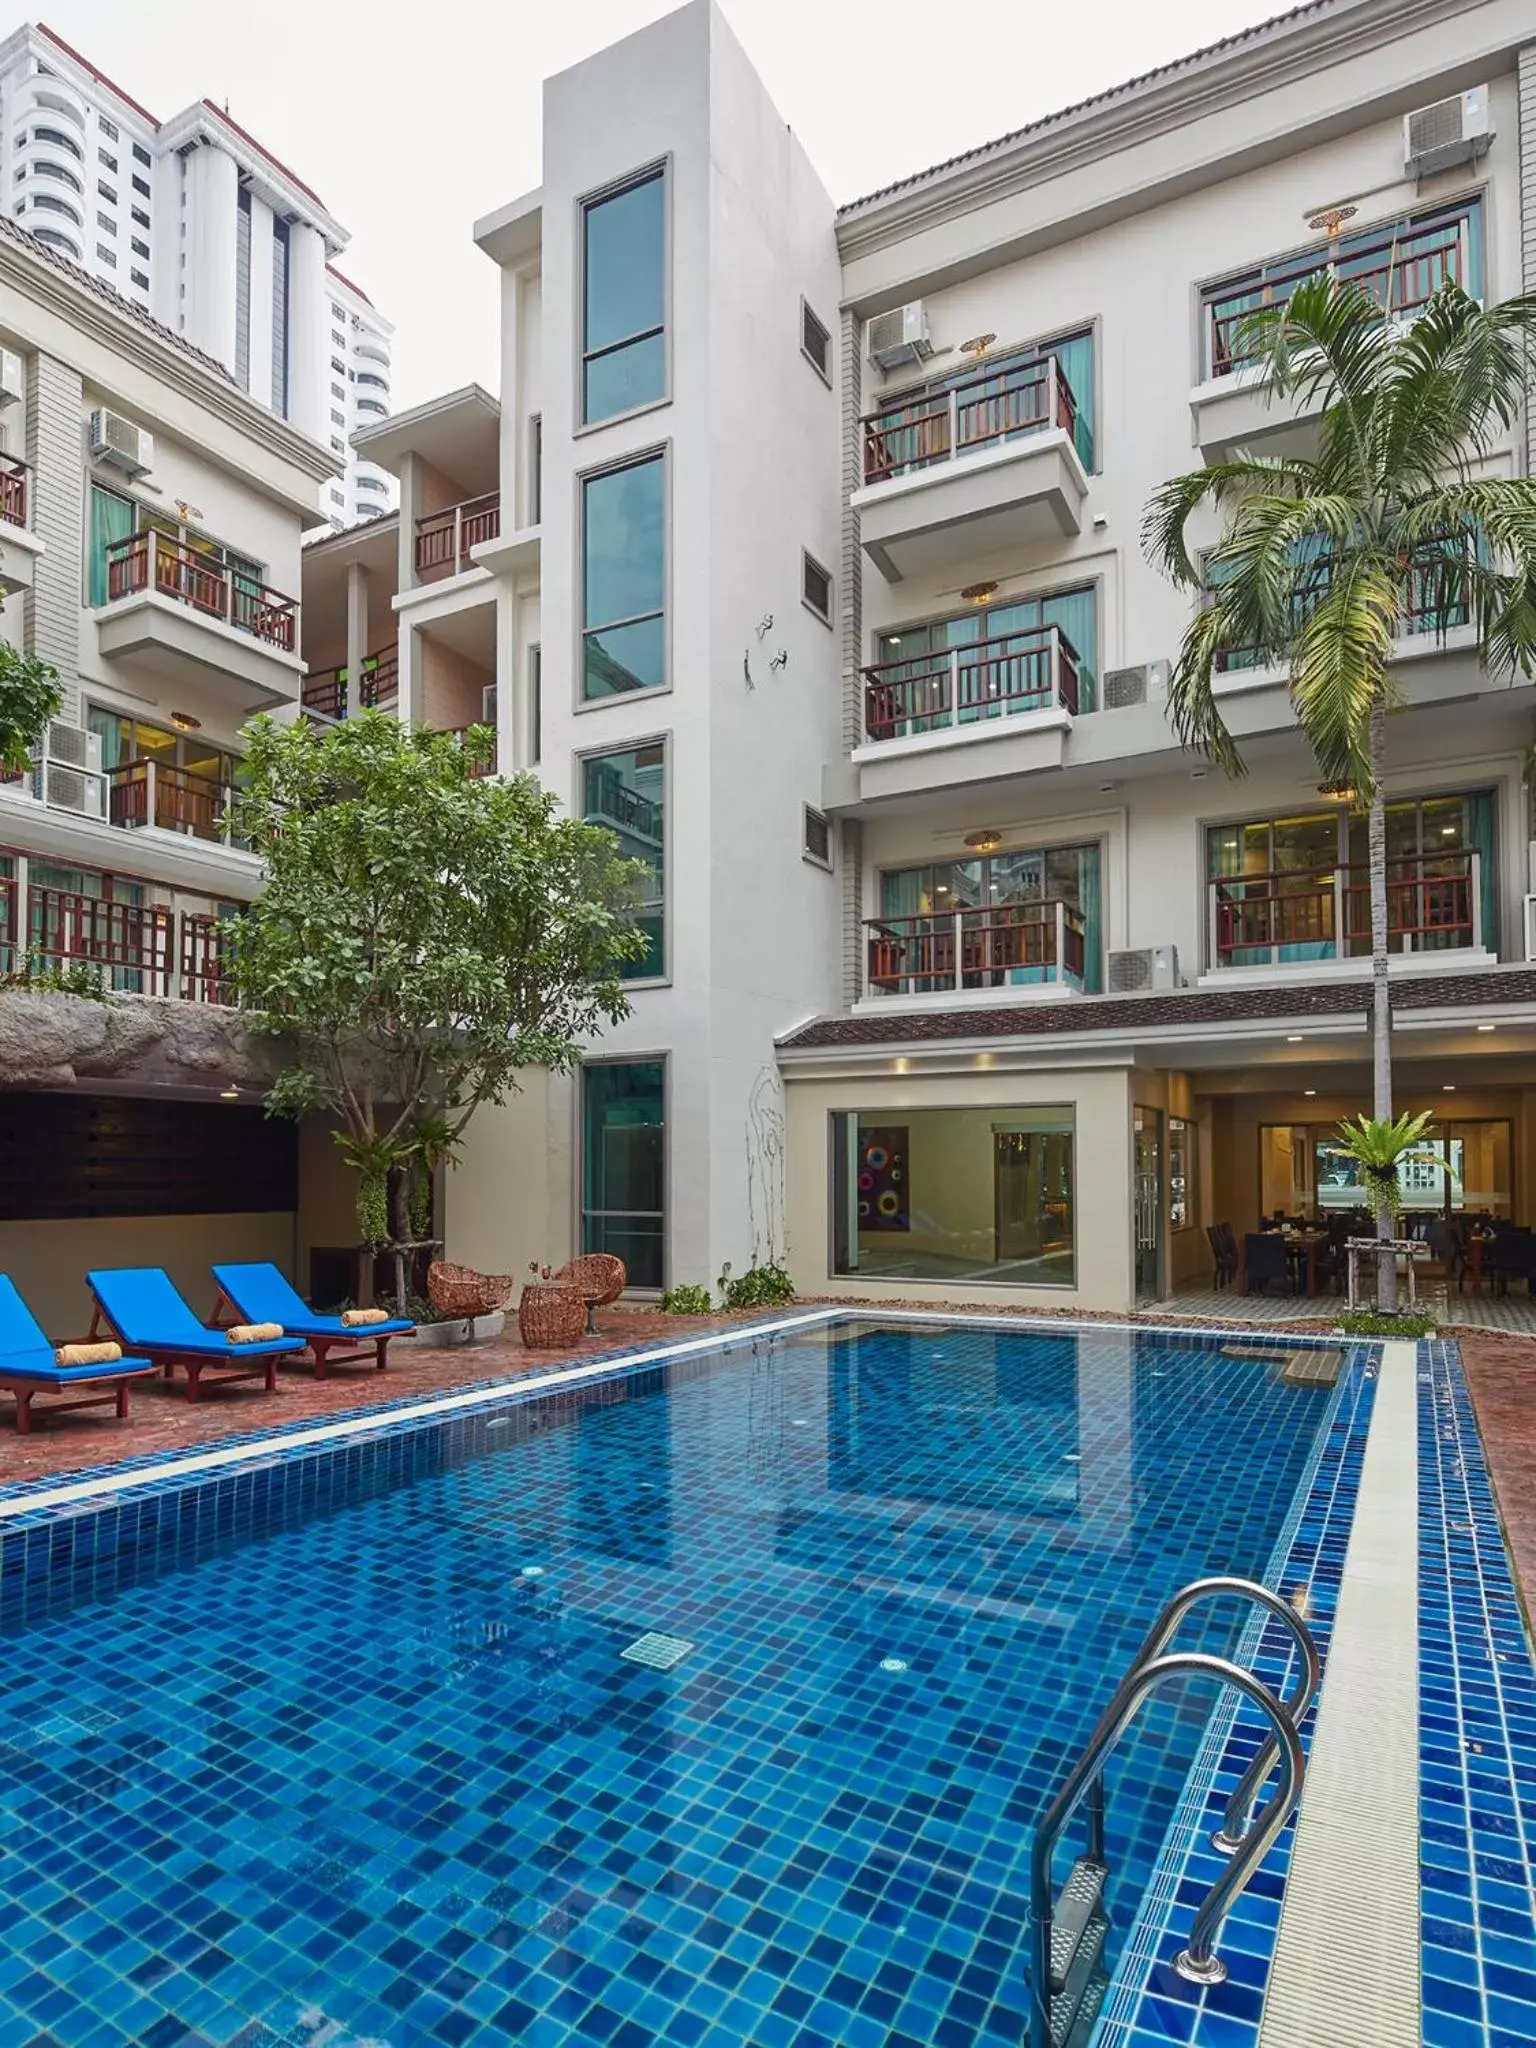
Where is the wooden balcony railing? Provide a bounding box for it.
[1207,210,1473,378]
[0,853,233,1004]
[1213,543,1474,672]
[103,532,298,653]
[862,623,1083,744]
[0,454,29,529]
[862,355,1083,485]
[866,901,1087,997]
[441,725,496,776]
[1209,851,1482,968]
[414,494,500,578]
[300,648,400,720]
[106,759,233,842]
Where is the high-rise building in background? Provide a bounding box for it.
[0,20,393,527]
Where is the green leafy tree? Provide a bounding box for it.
[228,711,647,1305]
[0,643,62,776]
[1143,275,1536,1304]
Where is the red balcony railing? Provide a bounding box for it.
[1209,851,1482,968]
[106,759,232,842]
[442,725,496,777]
[1207,209,1473,378]
[862,623,1082,744]
[103,532,298,652]
[0,454,28,529]
[301,648,401,720]
[862,356,1082,485]
[1213,541,1474,672]
[0,852,233,1003]
[414,494,500,578]
[866,901,1087,997]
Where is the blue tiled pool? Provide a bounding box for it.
[0,1318,1363,2048]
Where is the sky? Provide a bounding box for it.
[32,0,1294,407]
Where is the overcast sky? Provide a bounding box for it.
[37,0,1290,406]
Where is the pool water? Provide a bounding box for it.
[0,1320,1348,2048]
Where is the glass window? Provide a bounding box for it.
[582,453,665,699]
[131,173,149,198]
[582,166,666,424]
[582,1060,665,1289]
[529,643,542,765]
[583,743,665,978]
[832,1106,1076,1287]
[131,206,149,229]
[873,583,1099,721]
[875,842,1102,993]
[866,328,1096,474]
[1168,1117,1198,1231]
[132,143,152,167]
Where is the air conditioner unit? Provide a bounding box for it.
[88,406,153,477]
[0,350,23,408]
[1108,945,1181,994]
[481,684,497,726]
[42,760,104,818]
[1403,87,1492,179]
[866,302,934,371]
[44,720,102,774]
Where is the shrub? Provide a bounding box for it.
[1334,1309,1435,1338]
[661,1283,713,1315]
[717,1261,795,1311]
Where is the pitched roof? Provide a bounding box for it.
[0,211,234,384]
[837,0,1333,217]
[777,966,1536,1052]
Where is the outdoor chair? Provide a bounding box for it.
[0,1275,157,1435]
[1242,1232,1294,1295]
[87,1267,305,1402]
[553,1253,627,1332]
[212,1263,415,1376]
[1206,1224,1237,1288]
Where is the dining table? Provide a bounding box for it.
[1278,1226,1329,1297]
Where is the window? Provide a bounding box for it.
[581,1059,665,1289]
[29,191,80,225]
[867,328,1097,477]
[132,143,151,167]
[832,1106,1076,1286]
[1206,790,1495,970]
[802,551,832,625]
[96,179,115,203]
[581,164,666,424]
[330,436,345,453]
[583,742,665,978]
[130,268,148,290]
[96,210,115,234]
[357,475,388,493]
[331,381,345,400]
[529,644,542,765]
[871,584,1100,733]
[131,237,148,258]
[31,227,77,255]
[271,216,289,414]
[330,408,346,427]
[581,452,665,700]
[803,806,832,869]
[99,117,118,143]
[331,328,345,347]
[98,149,117,172]
[875,844,1103,995]
[33,161,83,193]
[131,173,150,198]
[330,356,346,375]
[1260,1120,1510,1221]
[800,299,831,383]
[34,126,82,161]
[330,488,345,506]
[96,243,116,267]
[131,205,149,228]
[330,301,344,321]
[1168,1118,1198,1232]
[529,414,542,525]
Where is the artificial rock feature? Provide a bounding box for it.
[0,990,284,1094]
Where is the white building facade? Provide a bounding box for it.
[0,21,393,530]
[329,0,1536,1314]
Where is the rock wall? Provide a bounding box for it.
[0,991,285,1095]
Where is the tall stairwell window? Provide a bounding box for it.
[581,164,667,425]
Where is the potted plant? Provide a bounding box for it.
[518,1263,587,1348]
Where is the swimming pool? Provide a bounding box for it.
[0,1317,1364,2048]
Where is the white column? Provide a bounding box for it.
[396,452,422,592]
[183,144,239,373]
[285,221,329,441]
[398,623,419,728]
[497,586,517,774]
[345,562,370,718]
[246,196,275,404]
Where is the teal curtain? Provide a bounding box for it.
[87,485,135,608]
[1040,585,1098,711]
[1207,822,1269,969]
[1050,331,1095,471]
[1465,790,1496,953]
[1078,845,1103,993]
[86,706,125,770]
[879,866,929,920]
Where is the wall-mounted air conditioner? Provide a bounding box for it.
[44,720,103,775]
[1101,660,1172,709]
[1108,945,1180,994]
[866,302,933,371]
[0,350,23,408]
[1403,87,1492,179]
[41,760,104,818]
[88,406,153,477]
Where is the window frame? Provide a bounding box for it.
[576,731,670,986]
[803,805,833,871]
[800,298,832,385]
[576,1052,669,1296]
[576,158,671,433]
[802,550,834,628]
[576,444,670,711]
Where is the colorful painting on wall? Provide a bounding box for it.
[858,1125,910,1233]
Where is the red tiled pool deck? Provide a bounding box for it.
[1459,1332,1536,1627]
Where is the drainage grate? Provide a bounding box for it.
[619,1631,695,1671]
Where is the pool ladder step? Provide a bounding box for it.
[1029,1576,1322,2048]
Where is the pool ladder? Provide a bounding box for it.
[1029,1576,1321,2048]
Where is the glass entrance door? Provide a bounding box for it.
[1134,1106,1164,1302]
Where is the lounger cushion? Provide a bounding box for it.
[213,1262,415,1338]
[0,1282,155,1383]
[0,1358,157,1385]
[88,1267,305,1360]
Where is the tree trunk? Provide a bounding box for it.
[388,1165,412,1315]
[1368,694,1397,1312]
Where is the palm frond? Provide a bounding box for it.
[1140,454,1322,588]
[1162,600,1247,778]
[1392,479,1536,678]
[1371,283,1536,490]
[1232,274,1393,489]
[1285,556,1398,797]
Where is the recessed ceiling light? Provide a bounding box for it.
[1304,1088,1317,1097]
[219,1085,240,1100]
[1443,1084,1456,1092]
[1477,1023,1496,1033]
[1286,1034,1304,1043]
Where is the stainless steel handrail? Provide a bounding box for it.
[1028,1651,1305,2045]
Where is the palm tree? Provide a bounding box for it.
[1143,275,1536,1306]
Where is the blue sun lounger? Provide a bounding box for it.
[87,1267,305,1403]
[0,1274,158,1434]
[211,1262,415,1376]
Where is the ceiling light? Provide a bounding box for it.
[219,1085,240,1100]
[170,710,202,732]
[1477,1023,1496,1033]
[1443,1084,1456,1093]
[960,580,999,606]
[1304,1088,1317,1097]
[964,828,1003,855]
[1286,1034,1304,1043]
[1318,780,1354,803]
[958,331,997,358]
[1306,202,1359,233]
[1440,825,1458,837]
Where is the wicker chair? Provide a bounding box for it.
[553,1253,627,1332]
[427,1261,513,1321]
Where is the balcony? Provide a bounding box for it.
[0,455,27,530]
[414,494,500,581]
[852,357,1089,582]
[442,725,496,777]
[0,853,232,1005]
[0,455,42,598]
[864,902,1086,1004]
[301,649,400,721]
[1206,851,1490,982]
[94,533,304,710]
